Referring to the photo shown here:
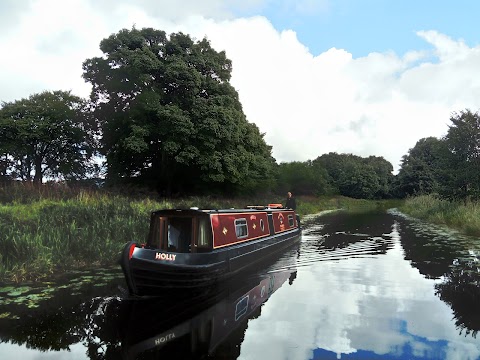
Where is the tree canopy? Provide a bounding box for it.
[0,90,97,184]
[442,110,480,201]
[82,27,275,195]
[276,160,332,196]
[395,137,446,197]
[395,110,480,202]
[311,153,394,199]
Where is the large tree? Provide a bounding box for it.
[276,160,331,196]
[363,155,394,198]
[0,91,97,184]
[395,137,446,197]
[313,153,393,199]
[442,109,480,201]
[83,27,275,194]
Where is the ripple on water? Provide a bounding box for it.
[296,216,397,270]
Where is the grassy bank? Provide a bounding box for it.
[0,183,400,283]
[0,192,158,283]
[295,195,402,216]
[398,194,480,236]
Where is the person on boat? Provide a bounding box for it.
[285,191,296,210]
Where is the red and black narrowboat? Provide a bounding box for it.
[120,204,301,295]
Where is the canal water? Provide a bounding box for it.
[1,209,480,359]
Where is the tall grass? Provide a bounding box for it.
[399,194,480,236]
[0,191,168,282]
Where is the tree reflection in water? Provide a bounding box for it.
[0,295,125,359]
[392,212,480,338]
[435,259,480,338]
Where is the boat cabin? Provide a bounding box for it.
[146,207,299,254]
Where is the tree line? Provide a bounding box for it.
[276,109,479,202]
[0,27,478,201]
[395,109,479,202]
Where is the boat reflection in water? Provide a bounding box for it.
[121,268,297,359]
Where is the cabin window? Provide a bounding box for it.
[165,217,192,253]
[288,215,294,227]
[260,219,265,231]
[235,218,248,239]
[196,217,211,250]
[149,217,162,248]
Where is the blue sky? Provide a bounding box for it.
[255,0,480,57]
[1,0,480,172]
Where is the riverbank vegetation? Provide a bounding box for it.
[399,195,480,236]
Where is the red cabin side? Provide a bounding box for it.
[271,210,297,234]
[211,212,271,249]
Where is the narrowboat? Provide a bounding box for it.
[120,204,301,295]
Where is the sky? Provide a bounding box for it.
[1,0,480,173]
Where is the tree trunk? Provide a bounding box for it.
[33,157,43,184]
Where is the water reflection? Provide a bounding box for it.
[0,250,299,360]
[389,209,471,279]
[123,269,296,359]
[298,211,397,268]
[390,209,480,338]
[435,259,480,338]
[0,272,125,358]
[1,211,480,359]
[238,211,480,360]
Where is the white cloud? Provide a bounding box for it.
[1,1,479,172]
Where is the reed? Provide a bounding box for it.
[399,194,480,236]
[0,190,167,282]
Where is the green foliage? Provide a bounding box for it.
[395,137,446,197]
[0,190,165,282]
[274,153,394,200]
[441,110,480,201]
[312,153,394,199]
[399,194,480,236]
[82,27,275,195]
[396,110,480,203]
[0,91,98,183]
[364,155,394,198]
[276,160,332,196]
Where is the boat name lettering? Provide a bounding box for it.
[154,332,175,345]
[155,252,176,261]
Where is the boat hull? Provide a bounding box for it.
[121,228,300,296]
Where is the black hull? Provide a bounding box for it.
[121,229,301,296]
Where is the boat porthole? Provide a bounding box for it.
[260,219,265,231]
